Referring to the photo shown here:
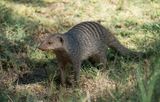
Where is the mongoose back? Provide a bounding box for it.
[39,21,144,85]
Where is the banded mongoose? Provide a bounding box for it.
[38,21,144,85]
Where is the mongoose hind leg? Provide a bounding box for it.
[89,52,107,70]
[99,52,107,70]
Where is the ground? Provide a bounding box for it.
[0,0,160,102]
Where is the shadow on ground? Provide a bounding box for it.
[0,3,58,86]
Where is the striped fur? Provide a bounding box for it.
[39,21,144,85]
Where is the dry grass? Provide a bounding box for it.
[0,0,160,102]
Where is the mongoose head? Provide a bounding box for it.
[38,34,64,51]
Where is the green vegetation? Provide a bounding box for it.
[0,0,160,102]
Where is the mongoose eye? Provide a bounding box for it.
[48,41,52,45]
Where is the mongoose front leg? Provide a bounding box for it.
[72,60,81,84]
[58,62,66,86]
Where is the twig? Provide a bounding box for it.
[7,95,13,102]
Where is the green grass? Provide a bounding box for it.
[0,0,160,102]
[136,57,160,102]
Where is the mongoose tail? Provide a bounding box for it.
[106,31,145,58]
